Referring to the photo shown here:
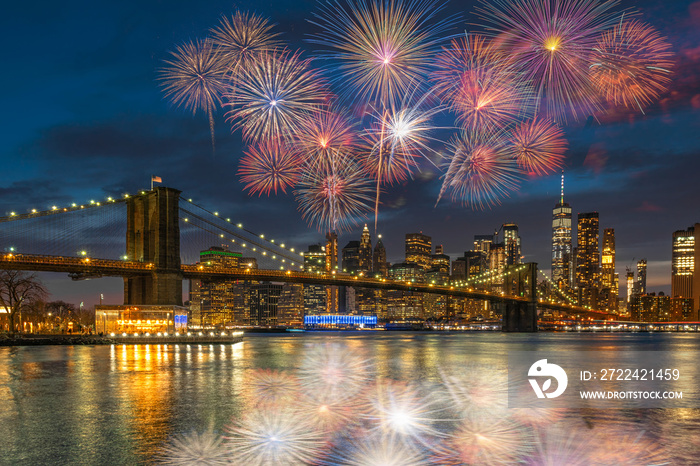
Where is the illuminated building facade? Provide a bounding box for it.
[576,212,600,308]
[502,223,521,265]
[672,224,700,313]
[626,268,635,303]
[405,232,432,270]
[429,244,450,282]
[359,224,372,272]
[250,282,283,326]
[637,259,647,295]
[303,244,326,314]
[600,228,618,311]
[552,176,572,289]
[278,283,304,327]
[342,241,361,273]
[326,232,340,313]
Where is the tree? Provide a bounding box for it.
[0,271,48,336]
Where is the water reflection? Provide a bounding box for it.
[0,333,698,464]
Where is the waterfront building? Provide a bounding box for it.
[576,212,600,308]
[629,293,695,323]
[405,232,432,270]
[672,224,700,314]
[552,174,573,289]
[250,282,283,326]
[278,283,304,327]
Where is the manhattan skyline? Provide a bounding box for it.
[1,0,698,306]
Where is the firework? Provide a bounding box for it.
[437,130,522,209]
[432,34,533,131]
[158,38,227,151]
[297,342,371,402]
[238,141,302,196]
[364,380,445,441]
[590,19,673,112]
[476,0,622,123]
[210,11,283,74]
[298,395,361,435]
[588,429,669,465]
[440,365,510,415]
[156,429,229,466]
[309,0,457,106]
[225,407,326,465]
[294,107,357,170]
[295,150,374,232]
[510,118,567,176]
[327,432,429,466]
[433,414,529,465]
[526,424,593,466]
[225,49,329,142]
[245,369,301,408]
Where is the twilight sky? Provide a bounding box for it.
[1,0,698,307]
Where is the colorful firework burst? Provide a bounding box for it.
[590,18,673,112]
[588,428,669,465]
[293,107,357,170]
[309,0,457,106]
[432,34,533,131]
[297,342,371,402]
[476,0,622,123]
[437,130,522,209]
[245,369,301,408]
[440,365,510,415]
[224,407,327,465]
[433,414,529,465]
[158,38,228,152]
[156,428,229,466]
[510,118,567,176]
[328,432,429,466]
[295,150,374,232]
[225,48,329,142]
[210,10,283,74]
[238,141,302,196]
[526,423,594,466]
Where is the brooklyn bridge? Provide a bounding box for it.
[0,186,614,331]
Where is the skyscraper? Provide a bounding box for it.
[326,232,340,313]
[626,268,635,303]
[672,224,700,313]
[576,212,600,308]
[601,228,618,311]
[552,173,572,289]
[359,224,372,272]
[373,235,388,277]
[341,241,361,273]
[303,244,326,315]
[502,223,522,265]
[405,232,432,270]
[637,259,647,295]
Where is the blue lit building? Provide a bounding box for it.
[304,314,377,329]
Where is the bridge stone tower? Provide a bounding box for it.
[124,187,183,305]
[500,262,538,332]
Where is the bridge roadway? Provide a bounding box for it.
[0,253,612,317]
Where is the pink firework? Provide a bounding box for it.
[225,48,329,142]
[476,0,622,123]
[293,107,357,170]
[238,141,302,196]
[510,118,567,176]
[590,18,674,113]
[437,130,522,210]
[432,34,533,131]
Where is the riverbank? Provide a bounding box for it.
[0,333,244,346]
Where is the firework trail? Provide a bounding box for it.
[225,48,329,142]
[476,0,622,123]
[293,107,357,170]
[156,428,229,465]
[590,18,673,113]
[437,130,522,210]
[158,38,227,153]
[295,149,374,233]
[309,0,458,106]
[210,11,283,74]
[238,141,302,196]
[432,34,533,131]
[510,117,567,176]
[432,414,530,465]
[362,90,445,230]
[224,406,327,465]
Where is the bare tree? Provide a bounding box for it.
[0,271,48,336]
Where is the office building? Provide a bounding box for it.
[373,235,388,277]
[342,241,361,273]
[250,282,283,326]
[359,224,372,272]
[576,212,600,308]
[637,259,647,295]
[405,233,432,270]
[552,174,573,289]
[672,224,700,313]
[600,228,617,311]
[502,223,521,265]
[304,244,327,314]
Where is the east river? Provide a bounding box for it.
[2,332,700,465]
